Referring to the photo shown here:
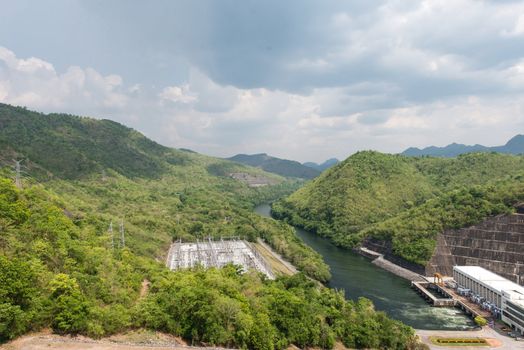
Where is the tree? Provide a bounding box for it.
[49,274,90,334]
[0,303,28,342]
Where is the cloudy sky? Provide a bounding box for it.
[1,0,524,162]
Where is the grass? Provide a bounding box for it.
[429,337,489,346]
[251,241,296,276]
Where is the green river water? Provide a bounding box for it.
[254,203,475,330]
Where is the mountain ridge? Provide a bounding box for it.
[227,153,320,179]
[402,134,524,157]
[303,158,339,171]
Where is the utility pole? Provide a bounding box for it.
[108,220,114,250]
[119,219,125,248]
[13,159,23,188]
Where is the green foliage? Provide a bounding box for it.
[0,179,148,339]
[0,256,39,341]
[49,274,91,334]
[273,151,437,240]
[0,303,28,341]
[364,179,523,264]
[138,268,413,349]
[0,103,188,179]
[474,316,488,327]
[274,151,524,265]
[0,178,30,225]
[252,216,330,282]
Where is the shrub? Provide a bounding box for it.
[474,316,488,327]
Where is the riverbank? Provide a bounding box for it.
[253,203,476,330]
[356,247,426,282]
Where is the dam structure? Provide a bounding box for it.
[427,212,524,285]
[166,238,275,279]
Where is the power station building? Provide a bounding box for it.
[453,266,524,335]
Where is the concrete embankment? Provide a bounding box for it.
[356,247,425,282]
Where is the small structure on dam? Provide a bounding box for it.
[166,238,275,279]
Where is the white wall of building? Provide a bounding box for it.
[454,266,524,335]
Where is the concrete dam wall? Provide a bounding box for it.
[426,213,524,285]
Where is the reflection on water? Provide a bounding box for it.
[254,204,475,330]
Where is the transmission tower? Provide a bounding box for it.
[119,219,125,248]
[108,220,114,249]
[13,159,23,188]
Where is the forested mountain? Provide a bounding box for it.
[272,151,524,266]
[0,104,416,349]
[402,134,524,157]
[0,104,182,179]
[227,153,320,179]
[303,158,339,171]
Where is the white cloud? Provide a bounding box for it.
[0,47,55,74]
[1,33,524,163]
[0,47,128,111]
[159,85,197,104]
[504,13,524,37]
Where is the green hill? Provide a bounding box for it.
[0,104,327,277]
[0,104,184,179]
[363,176,524,265]
[272,151,524,265]
[227,153,321,179]
[0,104,416,349]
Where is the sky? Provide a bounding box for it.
[1,0,524,162]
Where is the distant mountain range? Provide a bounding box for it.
[302,158,339,171]
[402,134,524,157]
[227,153,321,179]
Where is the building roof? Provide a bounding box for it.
[454,266,524,295]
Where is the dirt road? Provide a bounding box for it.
[0,331,233,350]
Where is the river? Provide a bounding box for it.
[254,203,475,330]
